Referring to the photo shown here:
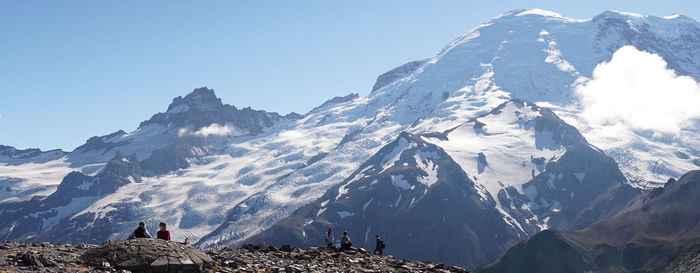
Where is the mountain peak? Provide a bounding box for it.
[167,87,224,113]
[512,9,570,19]
[188,87,218,99]
[490,8,582,23]
[598,10,646,19]
[593,10,698,26]
[658,13,697,23]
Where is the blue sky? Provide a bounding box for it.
[1,0,697,151]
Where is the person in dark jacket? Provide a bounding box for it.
[374,234,385,255]
[157,222,170,241]
[128,222,152,239]
[340,231,352,251]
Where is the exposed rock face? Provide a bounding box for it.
[477,169,700,273]
[310,93,359,113]
[662,242,700,273]
[82,239,214,273]
[138,87,293,135]
[371,59,427,92]
[207,243,470,273]
[75,130,130,156]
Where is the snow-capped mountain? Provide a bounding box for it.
[68,87,299,167]
[197,9,699,250]
[0,152,141,242]
[0,8,698,268]
[0,87,301,243]
[243,99,640,268]
[401,9,700,185]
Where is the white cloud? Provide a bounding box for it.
[177,128,191,137]
[193,123,234,137]
[178,123,245,138]
[576,46,700,135]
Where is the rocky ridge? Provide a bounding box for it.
[0,240,470,273]
[0,145,67,165]
[662,242,700,273]
[476,169,700,273]
[208,243,470,273]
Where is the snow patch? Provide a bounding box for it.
[547,173,557,189]
[391,175,412,190]
[543,44,577,73]
[336,211,354,218]
[363,198,374,211]
[515,9,583,22]
[609,10,645,18]
[3,221,16,240]
[364,225,372,243]
[536,216,550,230]
[414,150,439,187]
[316,207,327,217]
[550,201,562,213]
[393,193,402,207]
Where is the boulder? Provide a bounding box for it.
[82,239,214,273]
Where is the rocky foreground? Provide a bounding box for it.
[0,239,471,272]
[210,243,470,273]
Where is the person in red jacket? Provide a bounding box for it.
[157,222,170,241]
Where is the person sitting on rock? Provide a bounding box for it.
[340,231,352,251]
[157,222,170,241]
[374,234,385,255]
[128,222,152,239]
[325,227,334,248]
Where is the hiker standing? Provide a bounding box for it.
[325,228,334,248]
[157,222,170,241]
[340,231,352,251]
[128,222,152,239]
[374,234,385,255]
